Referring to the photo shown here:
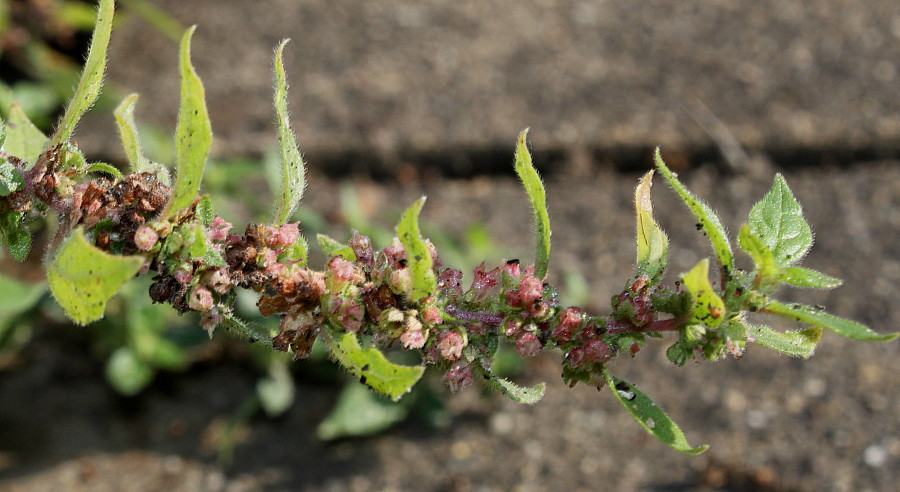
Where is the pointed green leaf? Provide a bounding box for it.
[113,94,151,171]
[780,266,842,289]
[0,112,5,150]
[397,197,436,300]
[748,174,813,267]
[479,364,545,404]
[654,149,733,274]
[737,224,779,278]
[51,0,115,145]
[0,161,24,196]
[634,170,669,282]
[681,258,726,327]
[316,234,356,260]
[603,370,708,454]
[85,162,123,179]
[161,26,212,220]
[271,39,307,224]
[514,129,551,278]
[221,314,273,346]
[195,195,214,226]
[749,323,820,358]
[3,104,49,166]
[326,332,425,401]
[317,382,408,440]
[1,210,31,261]
[47,228,144,325]
[765,300,897,342]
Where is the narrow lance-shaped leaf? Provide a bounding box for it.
[51,0,115,146]
[478,364,545,404]
[749,323,820,358]
[85,162,123,179]
[47,227,144,325]
[397,197,436,300]
[326,332,425,401]
[748,174,812,267]
[737,224,779,279]
[603,370,708,454]
[681,258,726,327]
[271,39,307,224]
[634,170,668,282]
[654,149,733,274]
[161,26,212,220]
[514,129,551,278]
[780,266,842,289]
[3,104,49,166]
[114,94,150,171]
[764,300,898,342]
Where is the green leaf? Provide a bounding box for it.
[3,103,49,166]
[1,210,31,261]
[0,112,5,150]
[187,225,207,259]
[749,323,820,358]
[634,170,668,282]
[51,0,114,145]
[0,273,45,324]
[603,370,708,454]
[748,174,813,267]
[316,234,356,260]
[47,228,144,325]
[765,300,897,342]
[113,94,153,172]
[85,162,123,179]
[326,332,425,401]
[256,361,296,417]
[514,129,551,278]
[478,364,545,404]
[195,195,214,226]
[681,258,726,327]
[654,149,733,274]
[780,266,842,289]
[161,26,212,220]
[737,224,779,279]
[0,161,24,196]
[105,346,154,396]
[271,39,307,224]
[317,381,408,440]
[397,197,436,300]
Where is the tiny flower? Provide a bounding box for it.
[173,268,193,285]
[504,318,522,337]
[502,258,521,278]
[422,306,443,325]
[383,238,406,268]
[134,225,159,251]
[441,362,474,393]
[188,286,214,312]
[470,263,500,300]
[400,328,427,350]
[277,222,300,246]
[205,268,232,294]
[438,330,466,360]
[389,267,412,295]
[518,275,543,305]
[566,346,586,367]
[329,257,365,284]
[208,216,232,241]
[516,332,543,357]
[552,307,583,344]
[583,339,612,363]
[200,311,223,338]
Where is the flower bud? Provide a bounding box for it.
[188,286,214,312]
[134,225,159,251]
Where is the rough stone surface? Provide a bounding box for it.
[77,0,899,170]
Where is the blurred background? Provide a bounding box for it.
[1,0,898,490]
